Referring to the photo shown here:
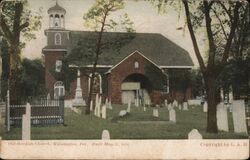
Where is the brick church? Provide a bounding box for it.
[42,3,194,105]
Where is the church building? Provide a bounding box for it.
[42,3,194,105]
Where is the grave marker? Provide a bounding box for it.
[101,130,110,140]
[216,102,229,132]
[188,129,202,139]
[232,100,248,133]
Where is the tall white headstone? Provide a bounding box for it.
[90,100,93,111]
[73,69,86,106]
[232,100,248,134]
[143,107,146,112]
[101,130,110,140]
[167,103,173,111]
[164,99,168,107]
[105,98,108,106]
[188,129,202,139]
[95,94,99,109]
[22,103,31,140]
[173,100,178,107]
[101,105,107,119]
[127,100,131,113]
[216,102,229,132]
[108,100,112,109]
[153,109,159,117]
[178,104,182,110]
[203,102,208,112]
[169,109,176,123]
[183,102,188,110]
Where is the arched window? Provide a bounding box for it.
[54,81,65,99]
[54,14,60,27]
[88,73,102,94]
[49,14,54,28]
[55,33,61,45]
[134,61,139,69]
[61,15,64,28]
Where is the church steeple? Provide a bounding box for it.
[48,1,66,29]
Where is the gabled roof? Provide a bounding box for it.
[59,31,194,67]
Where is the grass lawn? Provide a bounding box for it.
[0,104,248,140]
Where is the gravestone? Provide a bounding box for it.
[94,104,97,116]
[101,130,110,140]
[178,104,182,110]
[173,100,178,107]
[188,129,202,139]
[108,100,112,109]
[105,98,108,106]
[232,100,248,133]
[203,102,208,112]
[169,108,176,123]
[167,103,173,111]
[90,100,93,111]
[164,99,168,107]
[143,107,146,112]
[127,100,131,113]
[183,102,188,111]
[101,105,106,119]
[95,94,99,109]
[119,110,127,117]
[153,109,159,117]
[216,102,229,132]
[22,103,31,140]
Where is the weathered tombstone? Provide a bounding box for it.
[108,99,112,109]
[101,105,107,119]
[232,100,248,134]
[135,98,139,107]
[94,104,98,116]
[119,110,127,117]
[173,100,178,107]
[101,130,110,140]
[95,94,99,109]
[216,102,229,132]
[105,98,108,106]
[183,102,188,111]
[127,100,131,113]
[153,109,159,117]
[164,99,168,107]
[178,104,182,110]
[90,100,93,111]
[203,102,208,112]
[188,129,202,139]
[169,108,176,123]
[97,103,101,117]
[167,103,173,111]
[143,107,146,112]
[22,103,31,140]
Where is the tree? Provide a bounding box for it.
[150,0,248,133]
[0,0,42,102]
[66,0,135,114]
[0,38,10,101]
[19,58,45,101]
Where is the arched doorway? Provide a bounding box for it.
[121,73,152,105]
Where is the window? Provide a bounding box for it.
[54,14,60,27]
[55,60,62,72]
[55,33,61,45]
[49,14,54,28]
[134,61,139,69]
[88,73,102,94]
[54,81,65,99]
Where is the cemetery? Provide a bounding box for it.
[0,99,248,140]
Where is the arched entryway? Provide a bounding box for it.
[121,73,152,105]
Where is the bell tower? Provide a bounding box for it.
[48,1,66,29]
[42,1,69,96]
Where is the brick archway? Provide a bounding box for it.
[121,73,152,104]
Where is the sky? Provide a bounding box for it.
[22,0,208,66]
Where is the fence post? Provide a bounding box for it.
[59,96,64,124]
[5,90,10,132]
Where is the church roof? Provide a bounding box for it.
[48,2,66,14]
[65,31,194,67]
